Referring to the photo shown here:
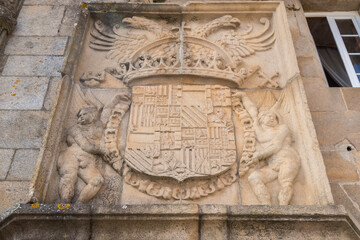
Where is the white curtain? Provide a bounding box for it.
[318,47,352,87]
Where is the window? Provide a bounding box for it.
[305,12,360,87]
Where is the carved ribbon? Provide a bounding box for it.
[124,164,237,201]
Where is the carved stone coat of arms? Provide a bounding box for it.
[125,85,236,182]
[44,2,335,206]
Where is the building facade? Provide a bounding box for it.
[0,0,360,238]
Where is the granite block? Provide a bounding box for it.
[0,77,49,110]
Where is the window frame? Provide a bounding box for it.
[305,12,360,87]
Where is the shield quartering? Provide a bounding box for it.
[125,85,236,182]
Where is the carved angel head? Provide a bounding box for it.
[77,106,99,125]
[258,110,279,128]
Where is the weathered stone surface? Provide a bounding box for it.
[59,7,81,36]
[0,149,14,180]
[343,184,360,208]
[4,37,68,56]
[92,207,199,240]
[24,0,80,5]
[294,36,318,58]
[342,88,360,112]
[0,77,49,110]
[302,77,346,112]
[228,220,358,239]
[43,77,61,111]
[13,6,65,36]
[0,182,30,213]
[2,56,63,77]
[297,56,325,78]
[348,133,360,151]
[7,149,39,181]
[330,183,360,223]
[1,204,359,240]
[0,1,18,35]
[322,151,359,181]
[200,205,227,240]
[301,0,360,11]
[311,111,360,148]
[0,110,48,148]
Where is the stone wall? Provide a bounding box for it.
[0,0,80,213]
[285,0,360,223]
[0,0,360,223]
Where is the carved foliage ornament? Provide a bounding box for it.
[82,15,279,88]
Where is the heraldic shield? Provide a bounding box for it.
[125,85,237,182]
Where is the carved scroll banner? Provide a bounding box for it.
[125,85,236,181]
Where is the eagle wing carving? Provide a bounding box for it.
[216,18,276,62]
[89,16,173,64]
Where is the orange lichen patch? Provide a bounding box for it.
[31,202,39,208]
[14,80,21,84]
[58,203,71,210]
[11,93,16,96]
[39,60,43,63]
[81,3,87,8]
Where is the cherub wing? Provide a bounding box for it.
[270,87,296,138]
[100,91,132,124]
[84,88,104,111]
[217,18,275,62]
[68,84,104,124]
[68,84,89,120]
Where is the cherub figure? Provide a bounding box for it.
[57,85,131,204]
[233,91,300,205]
[57,106,107,204]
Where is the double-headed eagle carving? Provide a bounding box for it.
[86,15,277,87]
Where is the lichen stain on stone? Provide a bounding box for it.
[11,93,16,96]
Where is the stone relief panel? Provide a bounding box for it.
[40,2,331,206]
